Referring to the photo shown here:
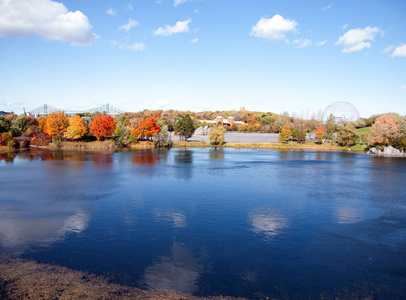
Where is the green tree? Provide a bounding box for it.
[208,125,226,146]
[325,114,336,140]
[278,123,291,143]
[115,123,137,147]
[0,118,10,133]
[11,115,31,136]
[291,128,299,140]
[337,124,359,147]
[174,114,195,141]
[153,125,172,148]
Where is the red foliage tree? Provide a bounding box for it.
[0,136,9,146]
[131,118,160,140]
[89,115,117,140]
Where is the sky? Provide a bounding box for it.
[0,0,405,117]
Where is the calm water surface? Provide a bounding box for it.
[1,149,406,298]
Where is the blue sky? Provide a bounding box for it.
[0,0,405,117]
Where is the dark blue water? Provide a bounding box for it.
[1,149,406,299]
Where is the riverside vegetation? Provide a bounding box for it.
[1,109,405,155]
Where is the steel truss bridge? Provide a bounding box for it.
[29,103,124,116]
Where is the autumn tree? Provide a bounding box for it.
[209,125,226,146]
[315,125,326,143]
[131,117,160,141]
[297,126,306,143]
[278,123,292,143]
[369,114,400,146]
[44,112,69,137]
[64,115,87,140]
[89,115,117,140]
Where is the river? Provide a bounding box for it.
[0,148,405,299]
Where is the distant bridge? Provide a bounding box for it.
[30,103,124,116]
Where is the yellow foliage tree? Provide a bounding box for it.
[44,112,69,137]
[64,115,87,140]
[278,123,292,143]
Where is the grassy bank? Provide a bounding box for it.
[355,127,371,135]
[51,140,116,150]
[3,139,369,153]
[224,141,368,152]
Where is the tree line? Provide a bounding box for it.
[0,109,405,151]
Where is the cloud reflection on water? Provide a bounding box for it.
[154,209,187,228]
[141,242,200,294]
[0,208,89,254]
[249,209,289,239]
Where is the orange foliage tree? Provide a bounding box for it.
[131,118,160,141]
[44,112,69,137]
[315,125,326,143]
[64,115,87,140]
[369,114,400,146]
[89,115,117,140]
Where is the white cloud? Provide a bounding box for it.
[191,38,199,43]
[335,26,381,53]
[125,42,145,51]
[316,40,327,46]
[342,24,348,29]
[106,7,116,16]
[383,45,395,53]
[322,3,333,11]
[391,44,406,58]
[154,19,191,36]
[293,38,312,48]
[401,85,406,89]
[152,100,168,109]
[127,3,133,10]
[111,40,145,51]
[119,18,139,32]
[174,0,187,7]
[0,0,99,46]
[194,9,199,13]
[250,15,298,41]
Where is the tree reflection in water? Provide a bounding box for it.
[91,153,114,168]
[174,150,193,180]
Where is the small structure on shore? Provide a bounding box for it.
[202,116,244,127]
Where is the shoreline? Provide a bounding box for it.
[6,141,405,157]
[1,141,368,154]
[0,255,242,300]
